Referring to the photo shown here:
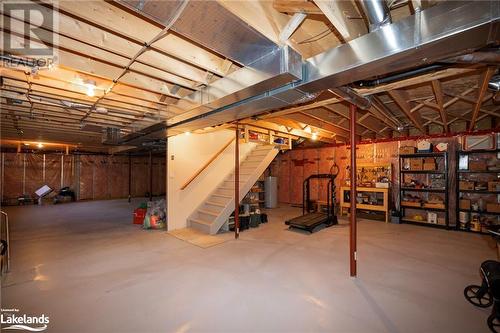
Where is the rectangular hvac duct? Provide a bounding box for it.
[169,0,500,132]
[118,0,499,144]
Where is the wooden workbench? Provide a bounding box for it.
[339,186,390,223]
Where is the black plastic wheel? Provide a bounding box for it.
[464,285,493,308]
[488,314,500,333]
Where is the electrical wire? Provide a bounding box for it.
[297,28,332,44]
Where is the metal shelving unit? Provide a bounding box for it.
[399,152,449,229]
[456,149,500,233]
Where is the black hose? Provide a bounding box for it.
[355,64,447,88]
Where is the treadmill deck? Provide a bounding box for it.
[285,212,330,230]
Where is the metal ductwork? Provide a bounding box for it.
[119,1,499,143]
[119,0,302,105]
[360,0,392,32]
[489,74,500,91]
[117,0,303,143]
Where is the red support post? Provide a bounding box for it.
[349,104,357,277]
[235,124,240,239]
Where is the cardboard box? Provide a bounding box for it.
[427,212,438,224]
[460,199,471,210]
[423,163,436,171]
[423,202,445,209]
[487,203,500,213]
[469,160,487,171]
[423,157,435,164]
[417,140,432,152]
[402,201,421,208]
[488,181,500,192]
[400,146,416,154]
[459,181,475,191]
[410,159,423,171]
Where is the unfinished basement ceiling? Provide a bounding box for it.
[0,0,499,152]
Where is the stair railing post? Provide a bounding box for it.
[235,124,240,239]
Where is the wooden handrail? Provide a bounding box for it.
[180,137,236,190]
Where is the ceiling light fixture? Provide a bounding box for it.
[37,143,43,148]
[185,131,191,136]
[311,132,318,141]
[84,80,96,97]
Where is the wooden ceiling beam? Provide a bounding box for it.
[321,105,369,134]
[264,67,479,123]
[49,0,231,77]
[0,90,156,123]
[430,80,448,132]
[0,102,135,126]
[1,106,128,129]
[265,117,336,140]
[240,119,336,143]
[387,90,426,133]
[469,67,496,131]
[1,67,176,110]
[4,32,187,99]
[1,80,164,119]
[279,12,308,43]
[296,109,351,136]
[313,0,367,42]
[283,112,349,140]
[273,0,322,14]
[2,12,203,89]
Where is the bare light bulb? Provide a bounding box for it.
[86,85,95,97]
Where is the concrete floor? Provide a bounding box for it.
[1,199,496,333]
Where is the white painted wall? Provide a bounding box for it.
[167,130,255,230]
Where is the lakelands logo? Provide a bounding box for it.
[1,308,49,332]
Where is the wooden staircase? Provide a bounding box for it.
[188,144,278,234]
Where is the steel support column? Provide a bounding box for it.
[234,124,240,239]
[128,153,132,203]
[349,104,357,277]
[149,150,153,201]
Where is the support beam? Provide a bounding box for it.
[430,80,448,132]
[273,0,322,14]
[349,103,357,278]
[234,124,240,240]
[149,150,153,202]
[313,0,367,42]
[128,153,132,203]
[469,67,496,131]
[279,12,308,43]
[387,90,425,133]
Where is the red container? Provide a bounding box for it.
[133,208,147,225]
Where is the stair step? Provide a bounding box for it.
[251,150,270,156]
[206,201,225,207]
[198,209,219,216]
[212,193,231,198]
[190,218,211,226]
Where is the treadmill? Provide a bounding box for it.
[285,173,338,233]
